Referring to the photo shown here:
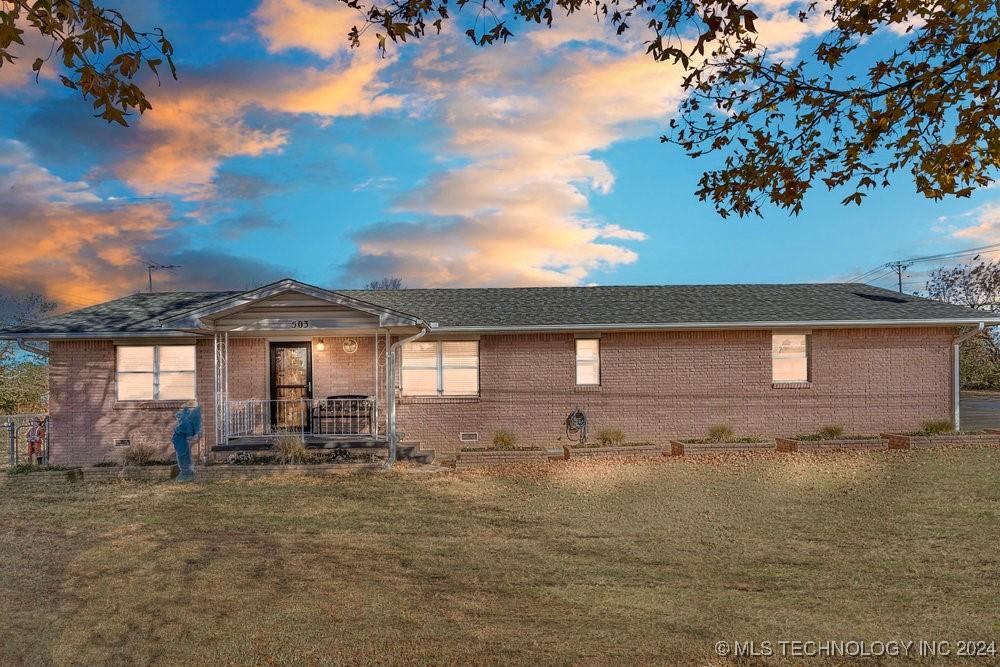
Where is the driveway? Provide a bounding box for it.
[960,391,1000,430]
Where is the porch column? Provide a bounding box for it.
[213,331,229,448]
[384,327,426,469]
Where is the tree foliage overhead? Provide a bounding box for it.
[0,0,175,125]
[346,0,999,217]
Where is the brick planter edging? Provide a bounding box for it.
[563,444,667,460]
[777,437,887,452]
[670,440,776,456]
[84,466,178,482]
[456,450,550,468]
[4,468,84,485]
[881,432,1000,450]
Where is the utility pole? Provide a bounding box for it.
[885,261,912,293]
[143,262,181,292]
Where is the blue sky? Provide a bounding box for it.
[0,0,997,308]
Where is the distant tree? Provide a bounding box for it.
[0,0,175,125]
[364,276,404,290]
[0,293,56,413]
[926,258,1000,389]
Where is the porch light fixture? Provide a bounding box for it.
[316,339,326,351]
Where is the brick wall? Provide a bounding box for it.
[49,340,194,465]
[48,327,955,465]
[397,328,956,459]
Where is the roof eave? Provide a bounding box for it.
[430,317,1000,333]
[4,317,995,340]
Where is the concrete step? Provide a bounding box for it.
[396,442,434,464]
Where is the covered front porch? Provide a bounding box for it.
[163,280,430,461]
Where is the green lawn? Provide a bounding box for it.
[2,449,998,665]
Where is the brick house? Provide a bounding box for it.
[2,278,995,465]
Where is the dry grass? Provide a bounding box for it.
[1,449,998,665]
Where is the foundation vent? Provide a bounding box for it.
[113,438,131,448]
[459,432,479,443]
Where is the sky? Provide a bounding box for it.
[0,0,997,310]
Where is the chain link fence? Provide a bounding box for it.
[2,414,50,468]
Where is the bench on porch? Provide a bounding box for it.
[310,394,374,435]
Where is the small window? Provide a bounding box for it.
[117,345,196,401]
[576,339,600,385]
[772,334,809,383]
[401,341,479,396]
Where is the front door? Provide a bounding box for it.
[269,342,312,431]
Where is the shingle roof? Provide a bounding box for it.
[342,284,990,328]
[1,283,992,337]
[2,291,240,335]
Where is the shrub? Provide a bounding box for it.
[492,428,518,450]
[817,424,845,439]
[93,460,119,467]
[596,428,625,447]
[227,451,255,465]
[122,443,156,466]
[920,419,953,435]
[274,433,309,463]
[707,424,734,443]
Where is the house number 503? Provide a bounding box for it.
[290,320,310,328]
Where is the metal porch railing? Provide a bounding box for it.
[227,397,379,440]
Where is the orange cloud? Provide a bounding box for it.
[0,141,170,305]
[950,202,1000,242]
[343,27,680,286]
[114,95,289,199]
[0,140,287,307]
[0,19,58,89]
[111,56,399,199]
[104,0,402,200]
[254,0,362,58]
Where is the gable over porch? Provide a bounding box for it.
[163,280,429,459]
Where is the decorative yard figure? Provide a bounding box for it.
[26,418,45,465]
[171,406,201,482]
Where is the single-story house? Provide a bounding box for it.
[2,278,996,466]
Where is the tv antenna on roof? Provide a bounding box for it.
[141,260,181,292]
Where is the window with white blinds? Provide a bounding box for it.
[401,341,479,396]
[117,345,196,401]
[772,334,810,383]
[576,339,600,385]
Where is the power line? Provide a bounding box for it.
[848,241,1000,292]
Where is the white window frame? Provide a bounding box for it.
[401,341,479,396]
[771,333,810,384]
[116,345,197,401]
[575,338,601,386]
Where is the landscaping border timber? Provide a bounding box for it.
[882,432,1000,450]
[669,441,776,456]
[776,437,887,452]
